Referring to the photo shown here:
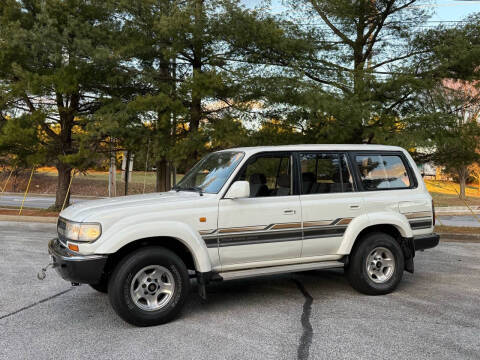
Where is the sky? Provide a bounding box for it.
[241,0,480,22]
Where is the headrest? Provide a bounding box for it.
[302,172,315,182]
[249,173,266,184]
[278,174,290,188]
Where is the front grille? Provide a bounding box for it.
[57,218,68,245]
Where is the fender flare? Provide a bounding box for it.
[337,212,412,255]
[95,220,212,273]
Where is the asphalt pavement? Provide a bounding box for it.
[0,221,479,360]
[437,215,480,228]
[0,194,89,209]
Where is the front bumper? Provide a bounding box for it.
[413,233,440,251]
[48,238,107,284]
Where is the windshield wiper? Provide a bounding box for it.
[173,186,204,196]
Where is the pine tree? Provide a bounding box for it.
[101,0,289,191]
[232,0,434,144]
[0,0,123,208]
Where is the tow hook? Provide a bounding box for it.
[37,262,55,280]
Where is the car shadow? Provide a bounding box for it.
[183,268,354,314]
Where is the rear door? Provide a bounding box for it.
[218,152,302,268]
[299,152,364,256]
[351,151,432,232]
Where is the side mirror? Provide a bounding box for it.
[224,181,250,199]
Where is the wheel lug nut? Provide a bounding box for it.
[147,278,151,282]
[142,284,146,288]
[144,291,148,295]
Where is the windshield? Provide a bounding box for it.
[175,151,245,194]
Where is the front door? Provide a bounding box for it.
[299,152,364,256]
[218,152,302,268]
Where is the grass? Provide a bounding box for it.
[426,180,480,207]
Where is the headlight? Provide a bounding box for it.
[58,218,102,242]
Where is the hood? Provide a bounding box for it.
[60,191,214,222]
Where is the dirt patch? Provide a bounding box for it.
[0,209,59,217]
[435,225,480,234]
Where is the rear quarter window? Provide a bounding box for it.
[355,154,412,190]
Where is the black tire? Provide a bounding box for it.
[89,280,108,293]
[346,232,404,295]
[108,246,190,326]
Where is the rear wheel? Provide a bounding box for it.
[108,247,190,326]
[346,232,404,295]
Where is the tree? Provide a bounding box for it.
[0,0,122,208]
[411,16,480,199]
[99,0,289,191]
[470,162,480,194]
[231,0,433,145]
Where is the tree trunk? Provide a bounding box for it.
[458,167,467,200]
[54,95,76,210]
[189,0,204,161]
[155,158,171,192]
[55,162,72,209]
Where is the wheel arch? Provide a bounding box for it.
[95,220,213,273]
[349,224,403,253]
[338,213,412,255]
[104,236,197,277]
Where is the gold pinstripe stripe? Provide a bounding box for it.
[270,222,302,230]
[405,211,432,219]
[200,217,354,237]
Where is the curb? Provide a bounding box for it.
[436,206,480,211]
[1,216,478,241]
[0,215,57,223]
[436,206,480,215]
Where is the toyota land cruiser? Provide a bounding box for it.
[48,145,439,326]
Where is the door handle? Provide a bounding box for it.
[283,209,296,215]
[349,204,360,209]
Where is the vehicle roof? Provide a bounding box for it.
[220,144,406,155]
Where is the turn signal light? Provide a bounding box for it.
[199,217,206,223]
[68,244,79,252]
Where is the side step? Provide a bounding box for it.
[217,261,344,281]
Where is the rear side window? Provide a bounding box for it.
[355,154,411,190]
[300,153,353,194]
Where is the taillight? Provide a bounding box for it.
[432,199,436,226]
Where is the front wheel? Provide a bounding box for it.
[89,280,108,293]
[108,247,190,326]
[346,232,404,295]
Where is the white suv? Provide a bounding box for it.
[48,144,439,326]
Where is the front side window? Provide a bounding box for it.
[355,154,411,190]
[175,151,244,194]
[237,154,292,197]
[300,153,353,194]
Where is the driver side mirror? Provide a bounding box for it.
[224,181,250,199]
